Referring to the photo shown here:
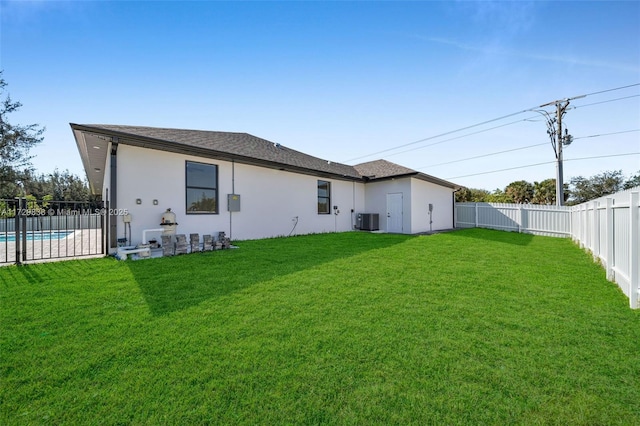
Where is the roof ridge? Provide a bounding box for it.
[86,124,251,136]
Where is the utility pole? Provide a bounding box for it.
[538,95,583,206]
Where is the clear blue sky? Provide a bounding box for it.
[2,0,639,191]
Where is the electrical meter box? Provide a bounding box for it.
[227,194,241,212]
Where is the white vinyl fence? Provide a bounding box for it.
[456,187,640,309]
[455,202,572,237]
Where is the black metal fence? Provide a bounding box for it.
[1,198,106,265]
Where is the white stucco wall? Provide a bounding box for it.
[110,145,365,245]
[409,179,454,233]
[363,178,413,233]
[227,162,363,240]
[362,177,454,234]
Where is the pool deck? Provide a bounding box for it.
[0,229,104,266]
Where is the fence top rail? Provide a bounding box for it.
[457,188,640,212]
[456,202,572,211]
[1,198,98,203]
[572,202,635,211]
[569,186,640,210]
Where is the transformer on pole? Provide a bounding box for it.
[537,95,583,206]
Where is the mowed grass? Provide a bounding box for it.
[1,228,639,424]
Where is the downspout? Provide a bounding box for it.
[352,181,356,230]
[452,187,462,229]
[104,188,109,255]
[109,138,119,248]
[229,159,234,240]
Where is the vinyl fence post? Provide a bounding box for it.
[585,201,596,253]
[569,206,574,240]
[629,192,639,309]
[592,201,600,262]
[581,204,587,249]
[474,203,478,228]
[518,204,522,233]
[605,198,614,281]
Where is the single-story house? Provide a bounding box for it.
[71,124,460,251]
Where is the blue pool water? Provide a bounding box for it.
[0,231,73,243]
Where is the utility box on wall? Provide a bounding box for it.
[227,194,241,212]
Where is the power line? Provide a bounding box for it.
[382,108,636,164]
[522,84,637,205]
[573,129,640,140]
[564,152,640,163]
[343,83,639,164]
[446,152,640,180]
[420,142,547,168]
[571,94,640,110]
[447,161,554,180]
[421,128,640,169]
[396,109,637,166]
[341,108,535,163]
[384,117,536,159]
[580,83,640,98]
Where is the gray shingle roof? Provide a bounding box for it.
[73,124,361,179]
[71,124,459,192]
[354,159,459,189]
[353,159,417,179]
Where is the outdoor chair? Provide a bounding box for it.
[175,234,188,255]
[203,234,213,251]
[190,233,200,253]
[161,235,174,256]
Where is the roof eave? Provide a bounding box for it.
[415,173,461,190]
[364,172,418,182]
[71,124,108,196]
[365,171,460,190]
[70,124,363,183]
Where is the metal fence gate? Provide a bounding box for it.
[1,198,106,265]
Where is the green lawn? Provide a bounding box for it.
[1,228,639,424]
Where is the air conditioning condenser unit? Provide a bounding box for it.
[357,213,379,231]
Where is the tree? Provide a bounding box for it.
[568,170,625,204]
[0,71,45,198]
[532,179,557,205]
[486,188,511,203]
[24,169,91,202]
[623,171,640,190]
[455,187,491,202]
[505,180,534,204]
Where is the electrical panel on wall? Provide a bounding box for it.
[227,194,241,212]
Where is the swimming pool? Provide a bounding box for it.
[0,231,73,243]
